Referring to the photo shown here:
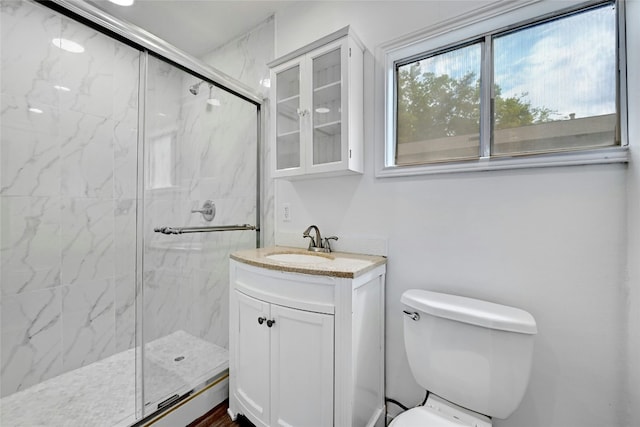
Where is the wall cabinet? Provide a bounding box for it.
[229,256,386,427]
[269,26,364,178]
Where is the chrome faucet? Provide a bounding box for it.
[303,225,338,253]
[303,225,321,250]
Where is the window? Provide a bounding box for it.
[492,4,617,156]
[381,0,626,175]
[396,43,482,165]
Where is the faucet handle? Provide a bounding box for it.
[322,236,338,252]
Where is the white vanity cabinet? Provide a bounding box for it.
[234,290,334,427]
[229,249,386,427]
[269,26,364,178]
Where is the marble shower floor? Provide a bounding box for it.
[0,330,229,427]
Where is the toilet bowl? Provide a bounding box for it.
[394,289,537,426]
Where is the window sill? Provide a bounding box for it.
[375,146,629,178]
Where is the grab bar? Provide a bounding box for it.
[154,224,257,235]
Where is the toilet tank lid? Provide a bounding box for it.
[401,290,537,334]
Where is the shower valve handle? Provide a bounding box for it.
[191,200,215,222]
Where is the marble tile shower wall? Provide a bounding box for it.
[200,16,275,247]
[142,20,276,352]
[142,56,257,350]
[1,1,263,399]
[161,16,274,350]
[0,1,139,397]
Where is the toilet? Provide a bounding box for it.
[391,289,537,427]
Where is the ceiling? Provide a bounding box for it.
[87,0,291,57]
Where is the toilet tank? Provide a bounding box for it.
[401,290,537,419]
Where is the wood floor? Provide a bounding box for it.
[187,400,254,427]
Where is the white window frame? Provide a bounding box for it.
[375,0,628,178]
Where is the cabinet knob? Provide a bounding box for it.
[267,319,276,328]
[258,316,266,325]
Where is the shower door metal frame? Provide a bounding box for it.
[36,0,264,421]
[136,50,148,421]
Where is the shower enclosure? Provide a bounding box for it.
[0,1,261,425]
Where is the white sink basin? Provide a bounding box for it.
[266,253,332,264]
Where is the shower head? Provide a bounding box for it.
[189,81,204,95]
[206,84,221,107]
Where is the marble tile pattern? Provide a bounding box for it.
[142,43,261,354]
[138,19,276,360]
[0,330,228,427]
[1,0,139,397]
[200,16,275,248]
[1,0,262,413]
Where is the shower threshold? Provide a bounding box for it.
[0,331,228,427]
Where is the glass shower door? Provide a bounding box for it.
[142,56,259,415]
[0,1,141,425]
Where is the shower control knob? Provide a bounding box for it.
[191,200,216,222]
[267,319,276,328]
[258,316,266,325]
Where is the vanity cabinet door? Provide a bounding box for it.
[235,291,271,427]
[269,304,334,427]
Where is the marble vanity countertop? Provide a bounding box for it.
[230,246,387,279]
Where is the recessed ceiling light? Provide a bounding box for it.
[28,107,44,114]
[315,107,330,114]
[52,38,84,53]
[108,0,135,6]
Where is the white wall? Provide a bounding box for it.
[271,1,639,426]
[624,0,640,424]
[274,1,492,58]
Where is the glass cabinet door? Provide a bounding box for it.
[275,65,301,170]
[271,32,363,178]
[311,47,342,166]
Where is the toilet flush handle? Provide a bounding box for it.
[403,310,420,321]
